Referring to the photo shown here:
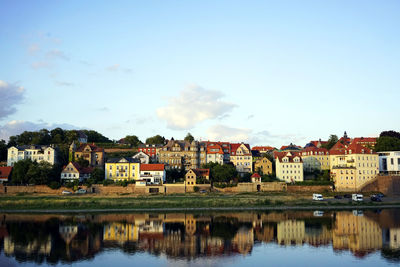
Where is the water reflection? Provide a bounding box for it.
[0,210,399,265]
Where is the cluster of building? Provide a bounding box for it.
[1,131,400,191]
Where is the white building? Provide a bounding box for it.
[7,145,57,166]
[139,164,166,184]
[379,151,400,175]
[132,151,150,164]
[60,162,93,182]
[275,152,304,183]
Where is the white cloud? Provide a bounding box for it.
[157,85,237,130]
[106,64,120,71]
[0,81,25,119]
[28,44,40,55]
[207,124,251,143]
[31,61,51,69]
[46,49,69,60]
[55,81,74,87]
[0,120,79,141]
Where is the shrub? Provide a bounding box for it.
[103,179,115,186]
[48,181,61,189]
[193,186,199,192]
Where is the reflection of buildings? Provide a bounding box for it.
[333,212,382,257]
[277,220,305,246]
[383,228,400,249]
[103,223,139,244]
[232,227,254,255]
[4,235,52,256]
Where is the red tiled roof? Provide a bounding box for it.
[310,140,328,147]
[63,162,93,174]
[230,143,251,155]
[280,145,302,150]
[192,168,210,177]
[352,137,377,144]
[330,141,375,155]
[252,146,276,151]
[301,146,329,155]
[251,173,261,178]
[206,144,224,154]
[0,167,12,179]
[275,151,302,163]
[141,164,165,171]
[76,143,104,152]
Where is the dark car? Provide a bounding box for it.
[334,195,343,199]
[344,194,352,199]
[370,195,382,202]
[377,193,385,198]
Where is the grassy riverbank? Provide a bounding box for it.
[0,192,399,211]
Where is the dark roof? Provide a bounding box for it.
[251,150,261,157]
[190,169,210,177]
[76,143,104,152]
[62,162,93,174]
[106,157,140,163]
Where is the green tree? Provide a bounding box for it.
[380,130,400,139]
[0,139,7,161]
[375,136,400,152]
[11,159,32,184]
[145,135,165,145]
[90,168,105,183]
[184,133,194,143]
[321,134,338,150]
[76,157,90,168]
[124,135,142,147]
[202,162,237,183]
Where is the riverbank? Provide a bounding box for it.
[1,192,399,212]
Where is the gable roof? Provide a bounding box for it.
[352,137,377,145]
[141,164,165,171]
[230,143,251,155]
[275,151,302,163]
[251,173,261,178]
[330,141,375,155]
[301,146,329,155]
[0,167,12,179]
[252,146,276,152]
[63,162,93,174]
[106,157,140,163]
[76,143,104,152]
[206,143,224,154]
[190,169,210,177]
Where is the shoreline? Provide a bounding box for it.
[1,204,399,214]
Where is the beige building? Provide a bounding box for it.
[254,157,272,175]
[330,142,379,191]
[230,143,252,173]
[71,143,104,168]
[7,145,57,166]
[275,152,304,183]
[185,168,210,186]
[158,139,206,170]
[301,146,330,172]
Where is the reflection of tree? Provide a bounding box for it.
[210,217,240,240]
[381,248,400,262]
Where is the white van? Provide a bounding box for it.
[313,194,323,201]
[352,194,363,201]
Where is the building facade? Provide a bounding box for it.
[275,152,304,183]
[205,142,224,165]
[330,142,379,191]
[254,157,273,175]
[61,162,93,182]
[73,143,104,168]
[138,144,163,162]
[132,151,150,164]
[7,145,57,166]
[378,151,400,175]
[301,147,330,172]
[185,168,210,186]
[140,164,166,184]
[0,166,12,183]
[158,139,206,170]
[230,143,252,173]
[105,157,140,182]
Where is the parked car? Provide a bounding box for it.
[62,190,72,195]
[75,189,87,194]
[344,194,352,199]
[334,195,343,199]
[313,194,323,201]
[371,195,382,202]
[199,189,207,193]
[352,194,363,202]
[313,210,324,217]
[377,193,385,198]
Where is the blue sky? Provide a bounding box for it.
[1,0,399,146]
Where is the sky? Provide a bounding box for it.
[1,0,399,147]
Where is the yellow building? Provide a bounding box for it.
[301,147,330,171]
[330,142,379,191]
[185,168,210,186]
[275,151,304,182]
[254,157,272,175]
[277,219,305,246]
[103,223,139,243]
[230,143,253,173]
[105,157,140,182]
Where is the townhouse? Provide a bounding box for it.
[7,145,57,166]
[254,157,273,175]
[230,143,252,173]
[138,144,163,163]
[378,151,400,175]
[61,162,93,183]
[139,164,166,184]
[301,146,330,172]
[275,151,304,183]
[70,143,104,168]
[105,157,141,182]
[185,168,210,186]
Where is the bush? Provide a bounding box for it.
[48,181,61,189]
[193,186,199,192]
[103,179,115,186]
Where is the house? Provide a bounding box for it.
[275,152,304,183]
[352,137,377,149]
[379,151,400,175]
[279,143,302,152]
[251,173,261,183]
[252,146,276,154]
[330,141,379,191]
[254,157,273,175]
[73,143,104,168]
[307,139,328,148]
[138,144,163,162]
[7,145,57,166]
[185,169,210,186]
[132,151,150,164]
[300,147,330,172]
[158,139,206,170]
[77,131,88,143]
[139,164,166,184]
[230,143,252,173]
[205,142,225,164]
[60,162,93,182]
[0,166,12,183]
[105,157,140,182]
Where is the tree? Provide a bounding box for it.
[124,135,142,147]
[322,134,338,150]
[11,159,33,184]
[202,162,237,183]
[145,135,165,145]
[375,136,400,152]
[0,139,7,161]
[184,133,194,143]
[76,157,90,168]
[380,130,400,139]
[90,168,105,183]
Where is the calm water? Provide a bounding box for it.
[0,209,399,266]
